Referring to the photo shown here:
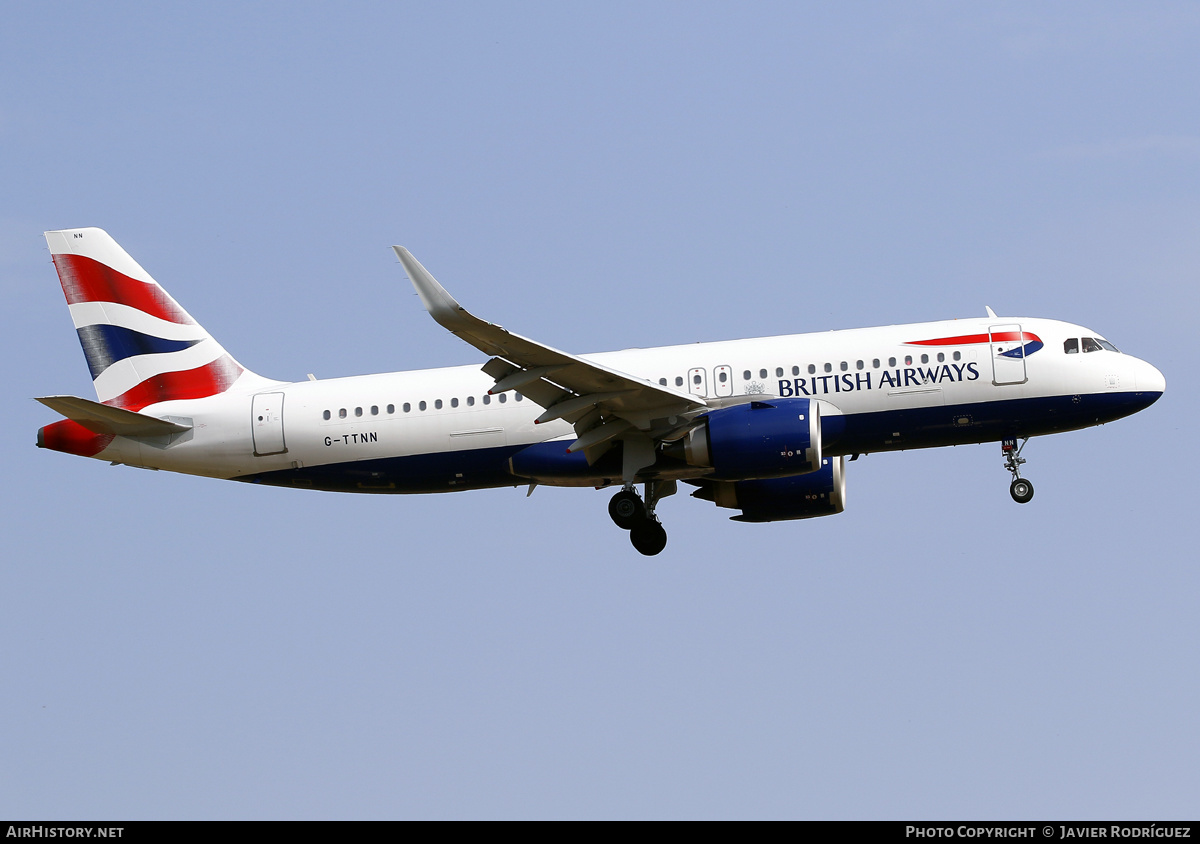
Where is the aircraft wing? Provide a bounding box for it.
[394,247,707,455]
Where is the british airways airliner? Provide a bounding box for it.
[37,228,1165,555]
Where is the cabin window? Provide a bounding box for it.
[675,376,684,387]
[467,396,475,406]
[936,353,944,363]
[516,393,523,401]
[775,367,783,377]
[659,377,667,385]
[339,408,347,419]
[872,359,880,369]
[387,404,395,414]
[856,360,864,370]
[824,363,832,373]
[483,395,491,405]
[839,361,847,372]
[920,354,929,364]
[322,410,331,420]
[742,370,751,380]
[694,373,702,385]
[434,399,442,410]
[759,369,768,379]
[719,370,728,383]
[953,351,961,361]
[354,407,362,417]
[889,357,897,367]
[451,398,459,408]
[403,402,411,413]
[499,393,507,403]
[792,365,800,376]
[808,364,816,375]
[371,405,379,416]
[904,355,913,365]
[419,401,427,411]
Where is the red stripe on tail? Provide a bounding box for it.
[53,253,195,325]
[106,355,244,411]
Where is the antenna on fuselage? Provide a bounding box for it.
[985,306,998,318]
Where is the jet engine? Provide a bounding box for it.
[666,398,843,480]
[690,455,846,522]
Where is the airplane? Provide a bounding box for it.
[36,227,1165,555]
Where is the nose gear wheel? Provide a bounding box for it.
[1009,478,1034,503]
[1002,437,1034,504]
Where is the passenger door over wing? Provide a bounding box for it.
[714,365,733,397]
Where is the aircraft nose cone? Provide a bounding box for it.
[1141,361,1166,396]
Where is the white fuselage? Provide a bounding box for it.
[87,315,1165,493]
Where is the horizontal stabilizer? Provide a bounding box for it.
[36,395,191,437]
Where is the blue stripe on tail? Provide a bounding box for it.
[76,324,203,379]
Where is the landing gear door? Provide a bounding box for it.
[990,324,1028,386]
[687,367,708,397]
[252,392,287,456]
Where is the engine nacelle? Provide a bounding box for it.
[672,398,829,480]
[692,456,847,522]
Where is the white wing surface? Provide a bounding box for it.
[393,247,707,457]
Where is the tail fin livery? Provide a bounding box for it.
[44,228,252,411]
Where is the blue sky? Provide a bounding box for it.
[2,2,1197,819]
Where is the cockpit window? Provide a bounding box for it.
[1078,336,1120,354]
[1064,338,1078,354]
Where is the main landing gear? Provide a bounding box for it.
[608,481,674,556]
[1002,437,1034,504]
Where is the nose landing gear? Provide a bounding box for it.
[609,480,675,556]
[1002,437,1034,503]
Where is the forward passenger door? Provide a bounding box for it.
[990,324,1028,386]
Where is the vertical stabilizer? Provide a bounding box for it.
[44,227,258,410]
